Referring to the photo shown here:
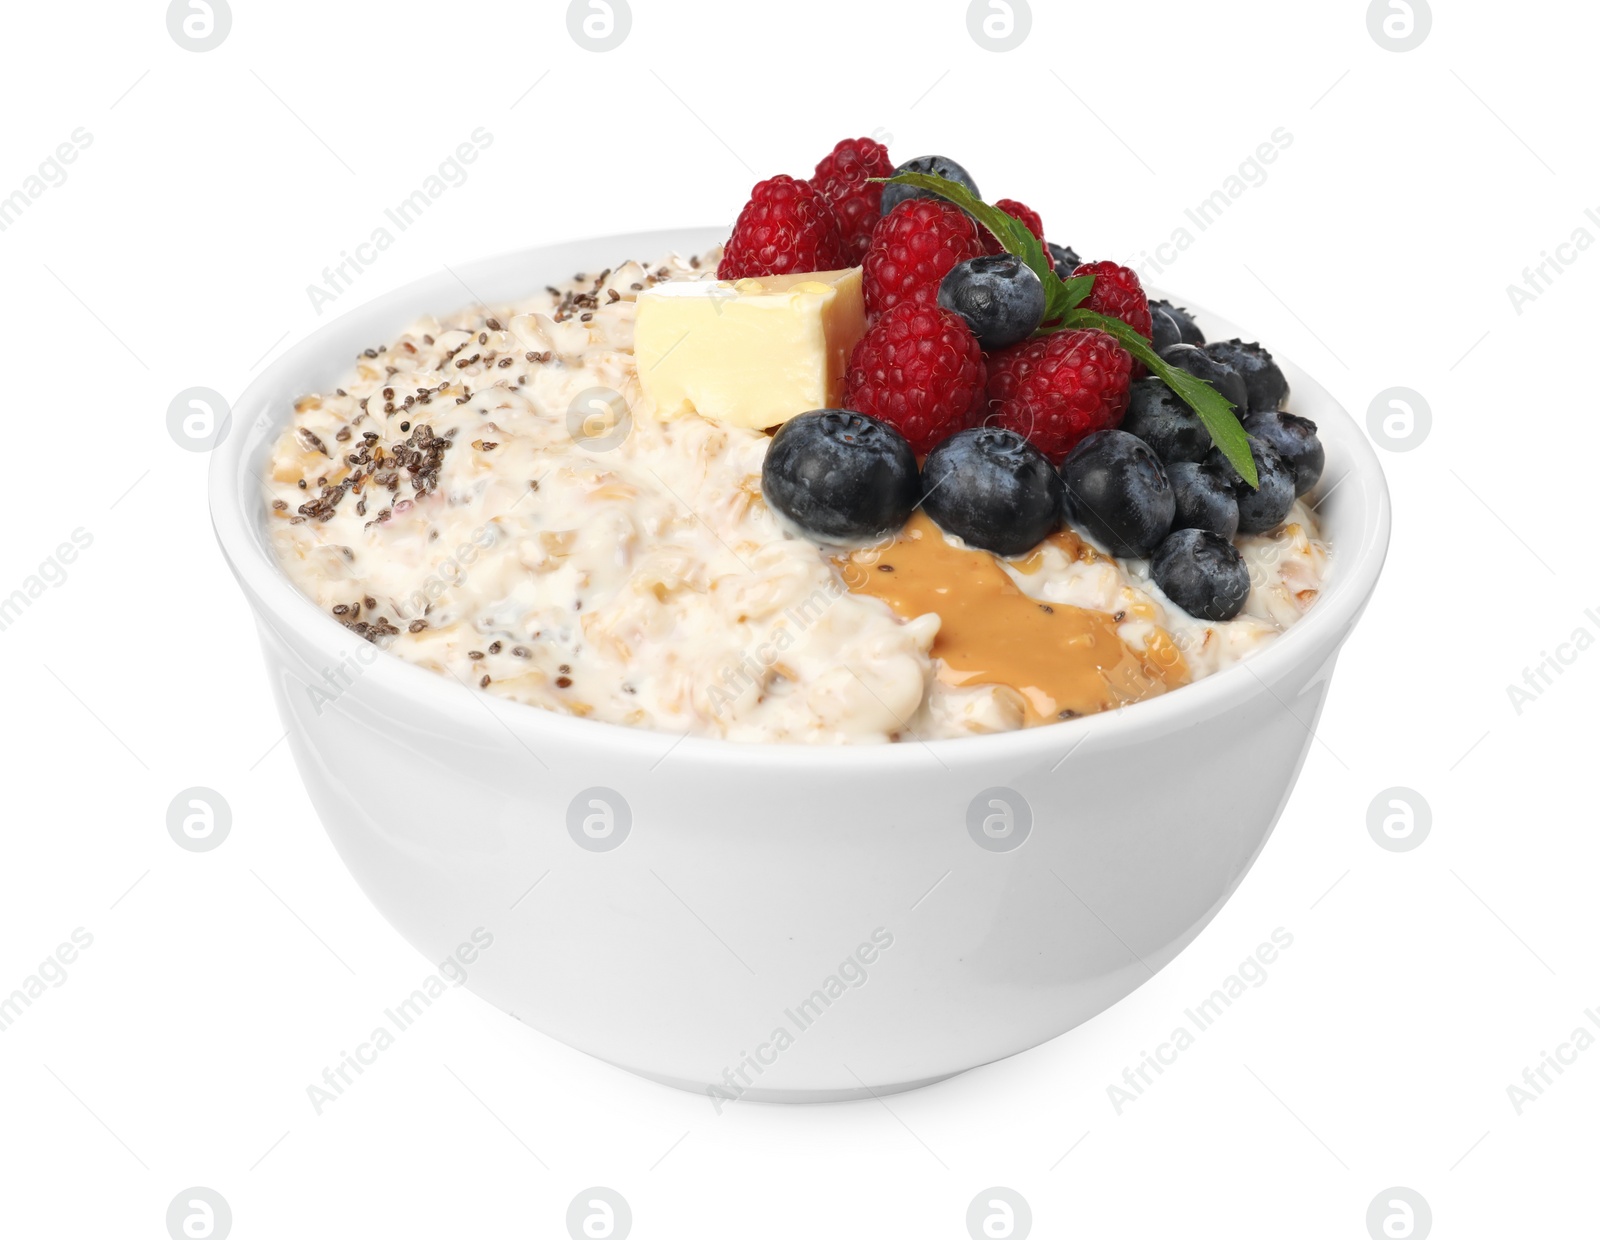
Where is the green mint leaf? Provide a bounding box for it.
[876,171,1074,324]
[1063,308,1259,487]
[1054,273,1094,313]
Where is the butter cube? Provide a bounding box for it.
[634,268,867,430]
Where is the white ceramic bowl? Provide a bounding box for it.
[211,229,1390,1103]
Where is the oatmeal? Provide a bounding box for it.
[265,252,1329,744]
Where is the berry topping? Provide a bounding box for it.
[1149,299,1204,345]
[1151,528,1252,621]
[985,329,1134,464]
[1059,429,1175,559]
[1149,305,1183,353]
[718,176,848,280]
[1167,460,1240,541]
[809,136,895,266]
[762,410,920,543]
[1158,343,1248,414]
[842,303,987,454]
[1203,339,1289,413]
[1206,438,1296,534]
[862,198,986,317]
[871,167,1261,489]
[1048,242,1082,275]
[921,427,1064,558]
[879,155,981,216]
[1241,410,1323,496]
[1070,261,1153,340]
[937,254,1046,351]
[1120,376,1213,464]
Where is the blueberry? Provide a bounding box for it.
[1203,338,1289,412]
[763,410,919,543]
[1149,306,1182,353]
[1151,528,1252,621]
[1206,438,1296,535]
[1159,343,1248,414]
[1241,410,1323,497]
[922,427,1063,557]
[1167,461,1240,541]
[1121,378,1212,465]
[1059,429,1175,559]
[1148,299,1204,345]
[1048,242,1082,274]
[880,155,981,216]
[937,255,1046,351]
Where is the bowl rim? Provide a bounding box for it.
[209,228,1392,770]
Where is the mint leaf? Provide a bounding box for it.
[1064,308,1259,487]
[877,171,1075,325]
[1055,273,1094,313]
[874,170,1258,487]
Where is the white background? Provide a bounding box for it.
[1,0,1594,1236]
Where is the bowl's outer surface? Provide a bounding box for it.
[212,230,1390,1101]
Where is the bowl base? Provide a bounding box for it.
[607,1060,964,1105]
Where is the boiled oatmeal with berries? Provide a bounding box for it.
[266,138,1331,744]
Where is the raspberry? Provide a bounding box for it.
[809,137,894,266]
[861,199,985,318]
[994,198,1049,265]
[985,329,1133,464]
[1071,261,1153,339]
[843,303,987,455]
[718,176,847,280]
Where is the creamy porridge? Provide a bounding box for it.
[265,251,1328,744]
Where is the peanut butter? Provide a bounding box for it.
[843,514,1189,724]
